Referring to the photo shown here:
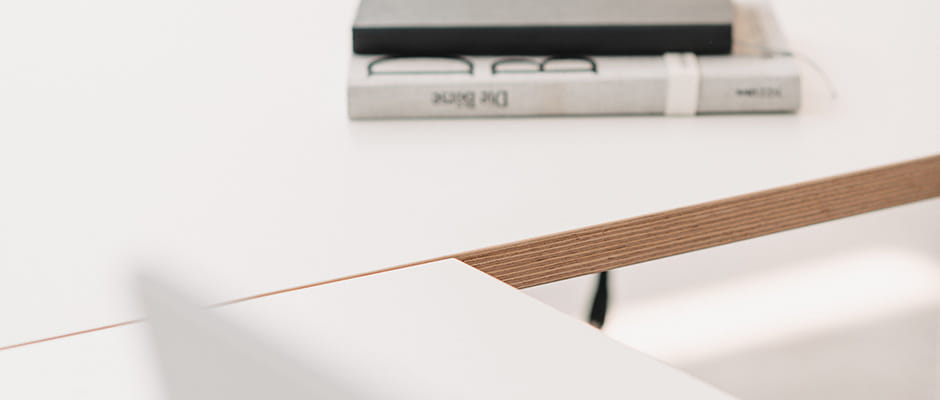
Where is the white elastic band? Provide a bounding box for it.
[663,52,700,116]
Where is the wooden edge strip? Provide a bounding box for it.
[0,320,142,352]
[3,154,938,352]
[0,264,425,352]
[455,154,940,288]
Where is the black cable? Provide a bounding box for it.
[588,271,609,329]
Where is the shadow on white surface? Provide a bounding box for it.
[603,248,940,365]
[526,198,940,400]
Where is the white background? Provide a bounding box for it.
[0,0,938,398]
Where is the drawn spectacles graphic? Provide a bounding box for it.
[367,55,597,76]
[490,56,597,74]
[367,55,474,75]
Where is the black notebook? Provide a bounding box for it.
[353,0,734,55]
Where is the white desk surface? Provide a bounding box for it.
[0,260,737,399]
[1,0,938,349]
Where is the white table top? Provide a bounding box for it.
[1,0,938,349]
[0,260,738,398]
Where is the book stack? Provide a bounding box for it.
[347,0,799,119]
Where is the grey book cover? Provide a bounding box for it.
[348,1,800,119]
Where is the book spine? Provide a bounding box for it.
[348,59,799,119]
[352,25,732,56]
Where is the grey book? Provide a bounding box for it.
[347,1,800,119]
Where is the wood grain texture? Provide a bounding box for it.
[2,154,938,352]
[451,154,940,288]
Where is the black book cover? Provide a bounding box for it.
[353,0,733,55]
